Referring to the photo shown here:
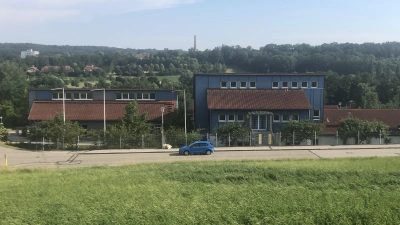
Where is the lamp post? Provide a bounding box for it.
[91,88,106,143]
[161,107,165,146]
[173,89,187,145]
[51,88,65,124]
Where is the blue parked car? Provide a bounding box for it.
[179,141,215,155]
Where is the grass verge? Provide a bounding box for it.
[1,157,400,224]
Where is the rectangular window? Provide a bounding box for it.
[282,82,288,88]
[291,81,298,88]
[292,115,299,121]
[240,82,247,88]
[313,110,320,120]
[52,92,64,100]
[143,93,150,99]
[282,115,290,122]
[273,115,280,122]
[250,81,256,88]
[230,81,237,88]
[137,93,142,99]
[116,93,133,100]
[272,81,279,88]
[228,115,235,122]
[219,115,226,122]
[150,93,156,99]
[302,81,308,88]
[251,115,267,130]
[237,115,244,122]
[116,93,122,99]
[65,93,72,99]
[311,81,318,88]
[221,81,227,88]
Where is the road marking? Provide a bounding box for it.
[307,150,321,158]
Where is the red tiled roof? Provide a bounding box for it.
[207,89,311,110]
[324,105,339,109]
[323,108,400,134]
[28,100,176,121]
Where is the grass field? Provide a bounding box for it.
[1,157,400,224]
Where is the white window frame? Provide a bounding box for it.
[291,81,298,88]
[65,93,72,100]
[219,115,226,122]
[228,114,235,122]
[301,81,308,88]
[282,115,290,122]
[249,81,256,88]
[240,81,247,88]
[221,81,227,88]
[74,92,93,100]
[313,110,320,120]
[273,114,280,122]
[237,115,244,122]
[142,93,150,100]
[52,92,64,100]
[230,81,237,88]
[117,93,134,100]
[272,81,279,88]
[311,81,318,88]
[282,81,288,88]
[292,115,299,121]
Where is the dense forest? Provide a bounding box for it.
[1,42,400,127]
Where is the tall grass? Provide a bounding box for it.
[1,157,400,224]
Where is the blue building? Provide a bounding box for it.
[194,73,325,133]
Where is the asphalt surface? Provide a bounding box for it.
[1,144,400,169]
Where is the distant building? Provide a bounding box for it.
[26,65,39,73]
[84,65,99,72]
[41,66,74,73]
[21,49,39,59]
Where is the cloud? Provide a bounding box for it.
[0,0,201,26]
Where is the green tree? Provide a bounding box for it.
[281,120,323,145]
[213,123,251,146]
[0,125,8,142]
[338,117,389,144]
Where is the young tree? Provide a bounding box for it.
[281,120,323,145]
[213,123,251,146]
[338,117,389,144]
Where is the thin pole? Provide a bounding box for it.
[62,87,65,124]
[103,88,106,144]
[184,89,187,146]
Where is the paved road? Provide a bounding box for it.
[1,145,400,169]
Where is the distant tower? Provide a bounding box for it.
[194,35,197,51]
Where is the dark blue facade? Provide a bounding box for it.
[194,73,325,132]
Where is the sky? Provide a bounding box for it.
[1,0,400,50]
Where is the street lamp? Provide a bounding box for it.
[51,88,65,124]
[173,89,187,145]
[91,88,106,143]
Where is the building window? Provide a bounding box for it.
[219,115,226,122]
[228,115,235,122]
[302,81,308,88]
[237,115,244,122]
[74,92,93,100]
[272,81,279,88]
[249,81,256,88]
[230,81,237,88]
[311,81,318,88]
[282,115,290,122]
[291,81,298,88]
[273,114,280,122]
[150,93,156,99]
[116,93,134,100]
[251,115,266,130]
[282,82,288,88]
[292,115,299,121]
[52,92,63,100]
[65,93,72,99]
[240,82,247,88]
[313,110,320,120]
[221,81,227,88]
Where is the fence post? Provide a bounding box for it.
[249,132,251,146]
[119,136,122,149]
[228,133,231,147]
[292,131,295,146]
[216,133,218,147]
[379,130,382,144]
[77,136,80,150]
[314,131,317,145]
[207,133,209,141]
[142,135,144,148]
[357,131,360,145]
[42,136,44,151]
[336,131,339,145]
[279,132,281,146]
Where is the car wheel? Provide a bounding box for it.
[184,151,189,156]
[206,150,211,155]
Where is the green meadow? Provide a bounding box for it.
[1,157,400,224]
